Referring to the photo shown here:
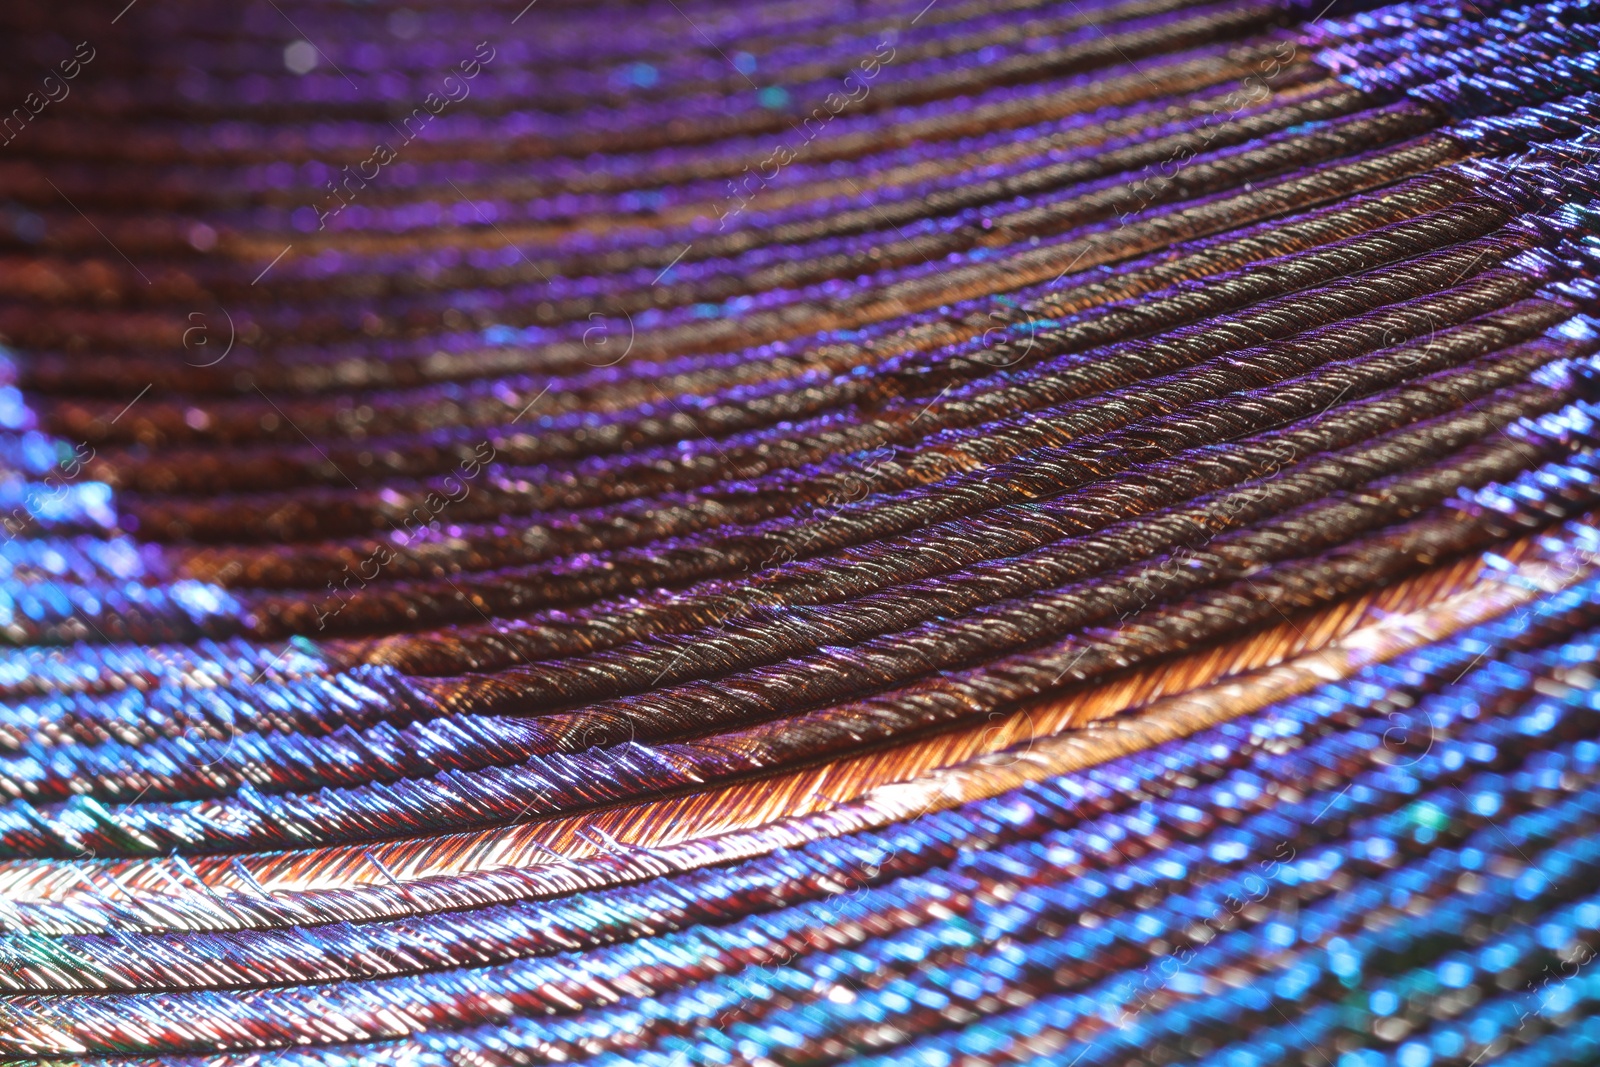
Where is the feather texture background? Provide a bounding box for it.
[4,0,1600,1061]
